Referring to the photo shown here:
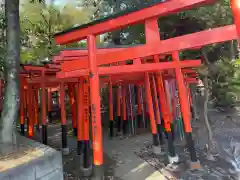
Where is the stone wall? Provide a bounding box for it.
[0,135,63,180]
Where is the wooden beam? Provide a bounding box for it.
[60,25,236,72]
[57,60,201,78]
[55,0,214,44]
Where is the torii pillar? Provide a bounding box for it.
[231,0,240,43]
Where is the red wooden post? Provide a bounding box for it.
[24,86,28,126]
[116,85,121,134]
[155,71,178,159]
[231,0,240,43]
[151,74,161,125]
[74,84,78,135]
[77,78,84,155]
[41,71,47,145]
[82,77,92,175]
[68,84,77,136]
[34,88,39,128]
[151,74,164,148]
[87,34,104,178]
[145,14,177,160]
[109,79,114,137]
[20,81,25,135]
[170,82,176,121]
[172,51,200,169]
[137,85,143,128]
[47,89,52,112]
[144,72,160,154]
[60,82,69,154]
[27,85,34,138]
[47,88,52,121]
[122,85,128,135]
[58,89,61,108]
[147,12,177,160]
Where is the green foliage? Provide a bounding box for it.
[20,1,93,64]
[0,7,5,74]
[209,59,240,106]
[185,0,232,28]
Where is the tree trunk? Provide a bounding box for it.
[230,40,235,61]
[203,76,213,148]
[202,49,216,158]
[237,42,240,58]
[0,0,20,144]
[190,84,198,121]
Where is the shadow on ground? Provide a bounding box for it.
[135,143,239,180]
[31,108,240,180]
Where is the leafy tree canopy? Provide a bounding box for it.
[20,0,94,64]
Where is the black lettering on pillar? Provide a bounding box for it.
[92,104,97,139]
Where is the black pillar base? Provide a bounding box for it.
[83,140,91,168]
[109,120,114,138]
[123,120,128,135]
[35,124,40,131]
[171,124,175,142]
[92,165,104,180]
[42,124,48,145]
[190,106,194,119]
[137,114,142,128]
[145,113,150,128]
[164,126,175,141]
[20,124,25,135]
[164,131,168,139]
[48,112,52,123]
[25,117,29,134]
[61,125,67,149]
[117,116,121,133]
[152,133,159,146]
[77,140,83,155]
[56,109,61,119]
[186,132,198,162]
[157,124,164,145]
[73,128,77,136]
[167,132,176,157]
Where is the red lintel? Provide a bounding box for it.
[46,64,61,69]
[30,83,60,88]
[60,48,128,57]
[23,65,59,73]
[60,25,236,72]
[55,0,214,44]
[101,73,197,84]
[27,77,78,84]
[98,60,201,76]
[57,60,201,78]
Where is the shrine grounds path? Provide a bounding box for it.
[33,108,240,180]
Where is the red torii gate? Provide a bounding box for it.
[53,0,240,179]
[20,64,80,148]
[57,25,237,72]
[53,46,201,173]
[20,65,59,143]
[57,52,201,172]
[54,50,199,141]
